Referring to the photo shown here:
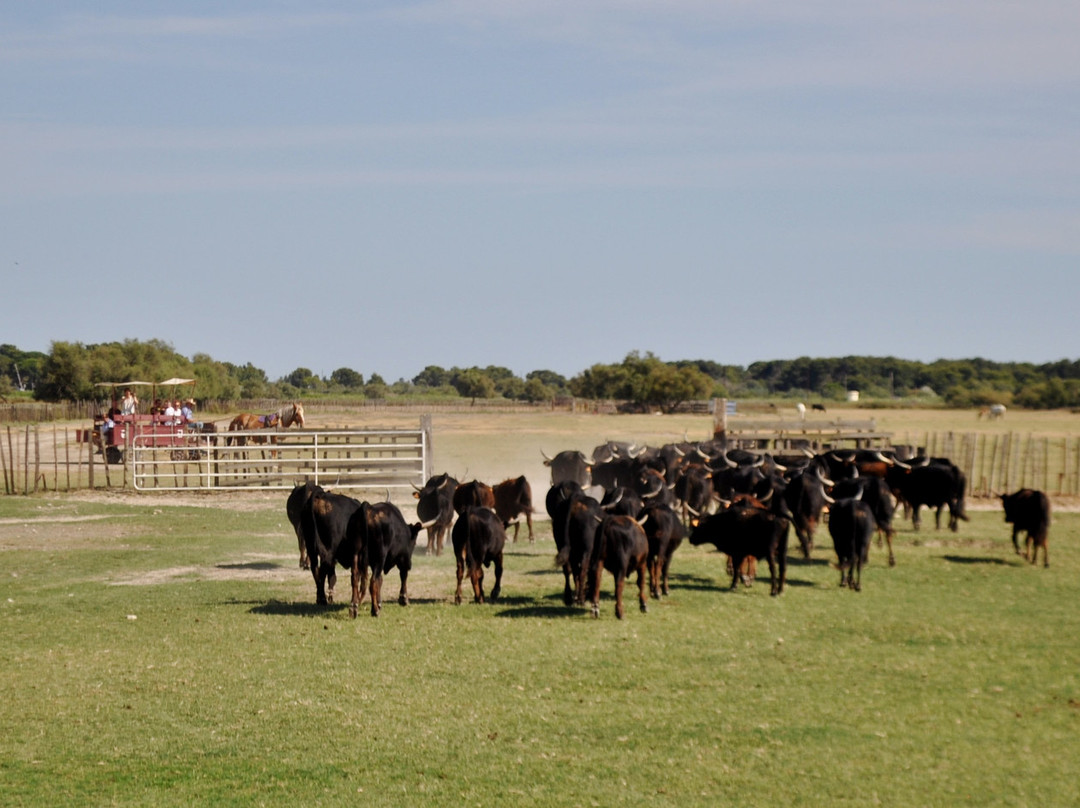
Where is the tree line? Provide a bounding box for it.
[2,341,1079,410]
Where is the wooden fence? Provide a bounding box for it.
[900,431,1080,498]
[5,420,1080,499]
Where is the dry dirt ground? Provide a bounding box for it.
[4,408,1076,590]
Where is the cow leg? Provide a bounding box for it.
[647,556,660,600]
[526,511,534,543]
[729,555,741,591]
[295,528,309,570]
[614,572,626,620]
[326,568,337,604]
[637,561,648,613]
[934,504,944,530]
[510,521,520,543]
[436,526,446,557]
[1011,526,1022,556]
[573,554,589,607]
[561,564,574,607]
[369,573,383,617]
[313,564,328,605]
[349,558,361,619]
[884,528,896,567]
[490,553,503,602]
[454,554,465,605]
[590,562,605,618]
[471,565,485,604]
[852,557,862,592]
[911,505,922,531]
[398,566,409,606]
[661,552,674,597]
[426,526,436,555]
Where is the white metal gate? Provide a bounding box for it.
[132,427,432,492]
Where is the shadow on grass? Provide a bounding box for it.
[495,604,580,619]
[666,571,815,591]
[247,595,447,617]
[940,554,1014,566]
[217,561,283,571]
[249,599,348,617]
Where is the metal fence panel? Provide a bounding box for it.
[132,428,430,492]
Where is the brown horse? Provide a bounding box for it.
[226,412,272,446]
[226,403,306,451]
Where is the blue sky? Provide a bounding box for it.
[2,1,1078,382]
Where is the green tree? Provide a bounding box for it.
[451,369,496,402]
[365,373,389,399]
[36,341,92,400]
[639,363,713,412]
[330,367,364,390]
[526,369,568,392]
[285,367,319,391]
[523,376,554,402]
[413,366,450,387]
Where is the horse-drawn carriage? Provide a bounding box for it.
[80,379,208,464]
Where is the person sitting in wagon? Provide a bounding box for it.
[97,410,116,450]
[120,388,138,416]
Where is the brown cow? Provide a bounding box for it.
[493,476,534,542]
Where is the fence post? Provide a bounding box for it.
[23,425,30,495]
[88,426,94,490]
[421,415,433,482]
[32,425,41,493]
[0,425,9,494]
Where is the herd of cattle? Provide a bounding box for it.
[284,438,1053,620]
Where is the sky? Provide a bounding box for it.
[2,1,1078,383]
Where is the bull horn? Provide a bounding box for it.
[823,492,836,505]
[892,458,911,470]
[411,482,422,492]
[875,451,893,465]
[419,517,440,529]
[686,504,701,517]
[759,488,774,503]
[540,449,553,463]
[602,491,625,510]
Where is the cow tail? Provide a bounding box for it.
[464,512,478,570]
[956,471,969,521]
[301,499,321,566]
[356,502,371,605]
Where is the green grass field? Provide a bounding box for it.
[1,487,1077,806]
